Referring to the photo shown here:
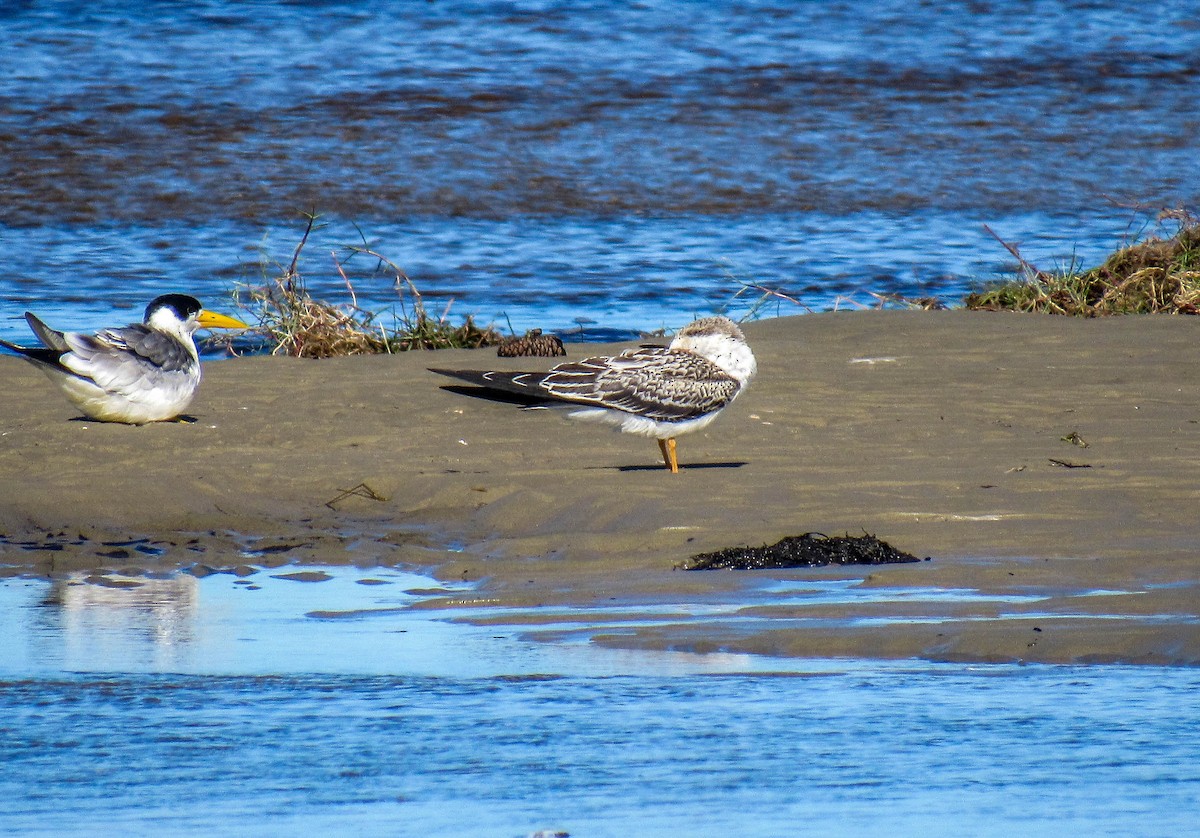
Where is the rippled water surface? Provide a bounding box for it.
[1,567,1198,837]
[2,1,1198,339]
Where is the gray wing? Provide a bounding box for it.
[86,324,196,373]
[58,324,198,395]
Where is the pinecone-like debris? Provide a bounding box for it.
[497,329,567,357]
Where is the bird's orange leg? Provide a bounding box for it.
[657,437,679,473]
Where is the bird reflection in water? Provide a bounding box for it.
[39,572,200,665]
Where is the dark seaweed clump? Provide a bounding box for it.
[684,532,927,570]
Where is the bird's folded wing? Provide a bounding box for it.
[62,325,195,393]
[91,325,197,373]
[543,349,740,421]
[433,348,740,422]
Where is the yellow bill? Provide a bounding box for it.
[197,310,251,330]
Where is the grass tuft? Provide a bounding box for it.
[232,214,502,358]
[966,208,1200,315]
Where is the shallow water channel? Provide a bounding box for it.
[1,566,1196,837]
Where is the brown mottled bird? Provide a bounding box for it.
[431,316,756,472]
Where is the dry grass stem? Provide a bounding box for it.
[233,214,502,358]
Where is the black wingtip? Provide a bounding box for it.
[428,368,497,388]
[437,383,550,407]
[430,367,559,407]
[428,367,472,381]
[0,338,67,367]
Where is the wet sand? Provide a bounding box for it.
[2,310,1198,665]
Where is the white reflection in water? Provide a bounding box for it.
[45,574,199,644]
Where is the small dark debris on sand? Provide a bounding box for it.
[684,532,927,570]
[497,329,566,357]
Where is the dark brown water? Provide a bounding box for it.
[2,1,1198,338]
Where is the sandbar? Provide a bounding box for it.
[2,310,1198,665]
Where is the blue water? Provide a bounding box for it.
[1,567,1197,837]
[2,1,1198,341]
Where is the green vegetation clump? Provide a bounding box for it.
[234,215,502,358]
[966,209,1200,316]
